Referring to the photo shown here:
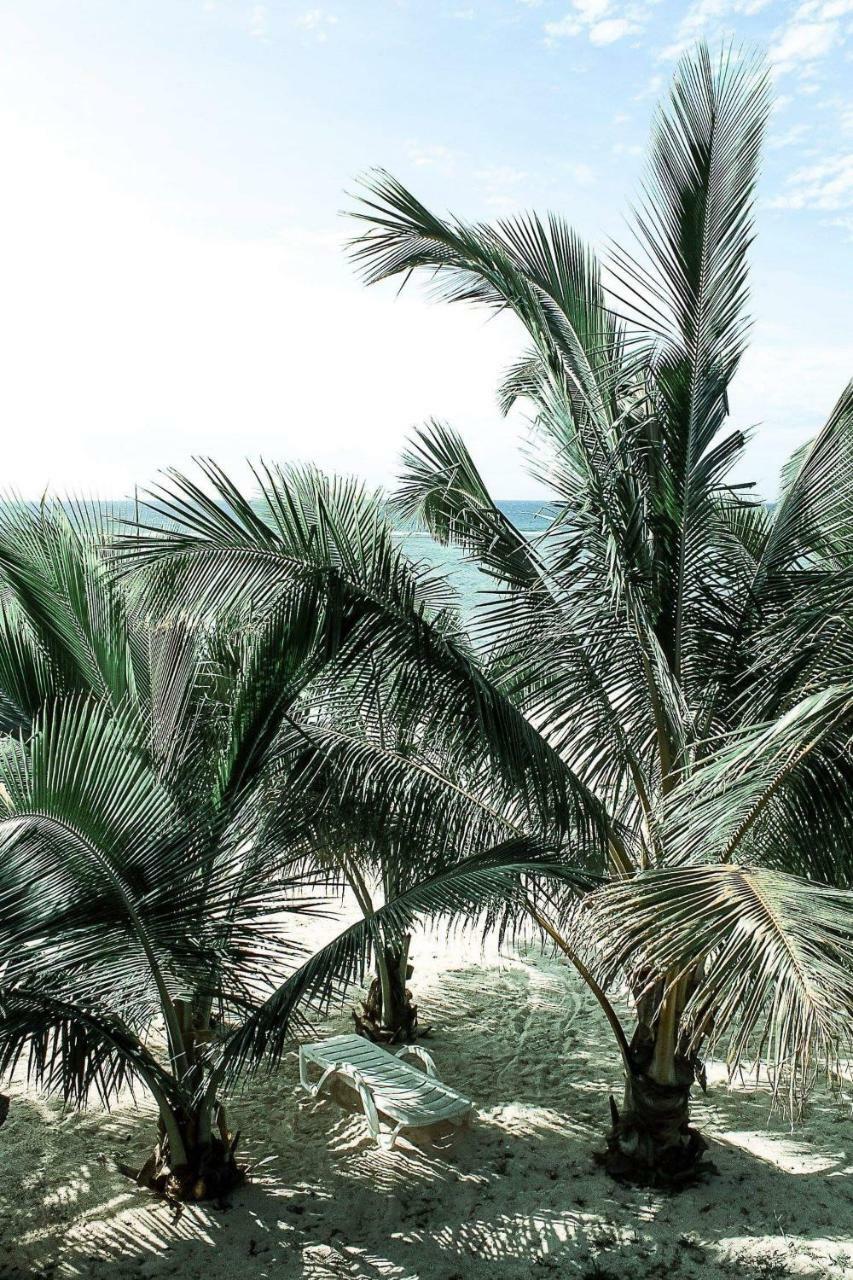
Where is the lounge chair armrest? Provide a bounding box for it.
[299,1049,340,1098]
[395,1044,437,1078]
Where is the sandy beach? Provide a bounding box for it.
[2,915,853,1280]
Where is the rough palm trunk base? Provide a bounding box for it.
[602,1066,709,1187]
[353,948,424,1043]
[123,1116,245,1202]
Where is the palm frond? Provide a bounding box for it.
[611,44,770,691]
[117,460,615,857]
[396,419,551,591]
[0,984,184,1110]
[0,500,144,717]
[590,864,853,1101]
[217,839,596,1082]
[662,684,853,868]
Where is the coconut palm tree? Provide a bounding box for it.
[285,670,545,1044]
[118,43,853,1186]
[120,468,603,1033]
[0,501,333,1196]
[0,502,589,1195]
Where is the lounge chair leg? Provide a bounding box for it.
[381,1122,405,1151]
[350,1069,382,1143]
[350,1069,404,1149]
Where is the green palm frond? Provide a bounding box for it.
[0,501,144,716]
[396,419,550,591]
[118,460,616,859]
[721,383,853,719]
[349,177,624,433]
[217,838,595,1082]
[0,984,184,1111]
[590,864,853,1101]
[611,46,771,693]
[662,684,853,870]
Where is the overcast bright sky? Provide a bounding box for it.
[0,0,850,501]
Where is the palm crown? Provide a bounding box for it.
[0,501,345,1195]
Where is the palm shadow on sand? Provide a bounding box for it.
[2,959,852,1280]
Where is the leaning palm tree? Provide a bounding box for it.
[119,43,853,1185]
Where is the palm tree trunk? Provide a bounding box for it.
[604,987,708,1186]
[530,910,708,1185]
[133,1100,244,1201]
[128,1002,245,1201]
[354,938,420,1043]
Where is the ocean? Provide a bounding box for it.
[396,499,551,615]
[31,497,552,617]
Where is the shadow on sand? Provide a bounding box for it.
[2,957,852,1280]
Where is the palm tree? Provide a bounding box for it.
[297,691,440,1043]
[287,668,544,1044]
[0,502,332,1196]
[122,467,602,1036]
[351,43,853,1178]
[118,43,853,1186]
[0,502,589,1195]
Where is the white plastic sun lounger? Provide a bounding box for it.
[298,1033,475,1149]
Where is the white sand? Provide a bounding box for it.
[2,915,853,1279]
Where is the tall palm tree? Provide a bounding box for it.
[120,43,853,1186]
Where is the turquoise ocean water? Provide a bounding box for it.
[29,497,552,617]
[396,499,551,616]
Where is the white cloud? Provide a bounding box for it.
[771,19,838,72]
[295,8,338,41]
[769,152,853,209]
[247,3,268,40]
[544,0,650,45]
[475,166,529,211]
[544,14,583,37]
[658,0,771,62]
[796,0,853,17]
[574,0,611,19]
[589,16,639,42]
[476,165,527,186]
[769,0,853,75]
[405,141,460,172]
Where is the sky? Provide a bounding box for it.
[0,0,850,501]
